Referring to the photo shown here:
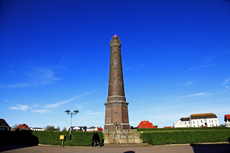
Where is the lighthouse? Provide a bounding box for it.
[104,35,130,130]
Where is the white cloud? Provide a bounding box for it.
[10,104,29,111]
[31,110,50,114]
[9,70,15,75]
[188,64,218,70]
[223,78,230,90]
[85,99,103,105]
[44,89,98,108]
[176,92,207,99]
[0,68,59,89]
[8,83,31,88]
[184,81,195,86]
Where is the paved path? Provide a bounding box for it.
[0,143,230,153]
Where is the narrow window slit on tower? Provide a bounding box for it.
[115,77,117,81]
[115,68,117,70]
[115,97,117,101]
[114,60,117,64]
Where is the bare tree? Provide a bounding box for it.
[57,126,60,131]
[62,127,67,131]
[45,125,55,131]
[12,124,19,129]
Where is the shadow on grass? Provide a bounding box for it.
[0,131,38,152]
[191,143,230,153]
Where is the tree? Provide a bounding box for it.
[57,126,60,131]
[219,124,225,127]
[62,127,67,131]
[45,125,55,131]
[12,124,19,129]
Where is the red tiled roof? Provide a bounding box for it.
[225,114,230,121]
[16,124,30,130]
[138,120,157,129]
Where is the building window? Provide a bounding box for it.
[114,60,117,64]
[115,97,117,100]
[115,77,117,81]
[193,121,195,124]
[114,52,117,53]
[115,68,117,70]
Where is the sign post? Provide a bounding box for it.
[59,135,66,147]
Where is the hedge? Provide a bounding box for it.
[141,130,230,145]
[0,131,103,146]
[137,127,230,131]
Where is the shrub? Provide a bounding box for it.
[142,130,230,145]
[137,127,230,131]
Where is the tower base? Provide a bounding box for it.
[104,102,130,130]
[104,123,130,130]
[103,129,143,144]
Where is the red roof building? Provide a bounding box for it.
[138,120,158,129]
[225,114,230,127]
[224,114,230,122]
[11,123,31,131]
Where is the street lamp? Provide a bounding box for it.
[65,109,79,140]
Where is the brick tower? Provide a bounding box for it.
[104,34,130,130]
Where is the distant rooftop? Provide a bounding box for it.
[190,113,217,119]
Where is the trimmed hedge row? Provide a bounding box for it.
[137,127,230,131]
[141,130,230,145]
[0,131,103,146]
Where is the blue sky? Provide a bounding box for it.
[0,0,230,129]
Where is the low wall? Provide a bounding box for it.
[104,129,142,144]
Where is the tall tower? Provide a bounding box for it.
[104,34,130,130]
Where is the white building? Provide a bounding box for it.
[174,117,190,128]
[224,114,230,127]
[30,127,45,131]
[190,113,219,127]
[72,126,87,131]
[86,126,103,132]
[174,113,219,128]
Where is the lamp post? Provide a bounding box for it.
[65,109,79,140]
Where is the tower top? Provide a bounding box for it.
[110,34,121,47]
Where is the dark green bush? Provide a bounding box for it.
[137,127,230,131]
[0,131,103,146]
[141,130,230,145]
